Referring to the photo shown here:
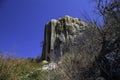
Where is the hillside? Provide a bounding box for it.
[0,13,120,79]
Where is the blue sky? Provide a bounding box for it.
[0,0,95,58]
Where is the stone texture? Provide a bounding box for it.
[40,15,87,61]
[41,62,57,70]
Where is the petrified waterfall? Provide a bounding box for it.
[40,15,87,61]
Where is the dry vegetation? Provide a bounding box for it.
[0,54,48,80]
[0,0,119,80]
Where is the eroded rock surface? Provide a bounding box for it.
[40,15,87,61]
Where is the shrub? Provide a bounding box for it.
[56,52,100,80]
[0,54,46,80]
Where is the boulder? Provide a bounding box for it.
[41,62,57,70]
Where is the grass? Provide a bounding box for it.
[0,51,100,80]
[0,54,48,80]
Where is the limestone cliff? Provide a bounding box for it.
[40,16,87,61]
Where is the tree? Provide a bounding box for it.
[96,0,120,39]
[93,0,120,80]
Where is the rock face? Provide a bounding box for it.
[40,15,87,61]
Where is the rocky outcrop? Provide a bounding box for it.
[40,15,87,61]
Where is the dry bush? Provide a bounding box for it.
[48,24,102,80]
[0,54,46,80]
[55,52,99,80]
[0,53,61,80]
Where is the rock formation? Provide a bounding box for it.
[40,15,120,80]
[40,15,87,61]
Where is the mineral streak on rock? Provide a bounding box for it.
[40,15,87,61]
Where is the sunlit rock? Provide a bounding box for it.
[40,15,87,61]
[41,62,57,70]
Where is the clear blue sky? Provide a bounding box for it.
[0,0,95,58]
